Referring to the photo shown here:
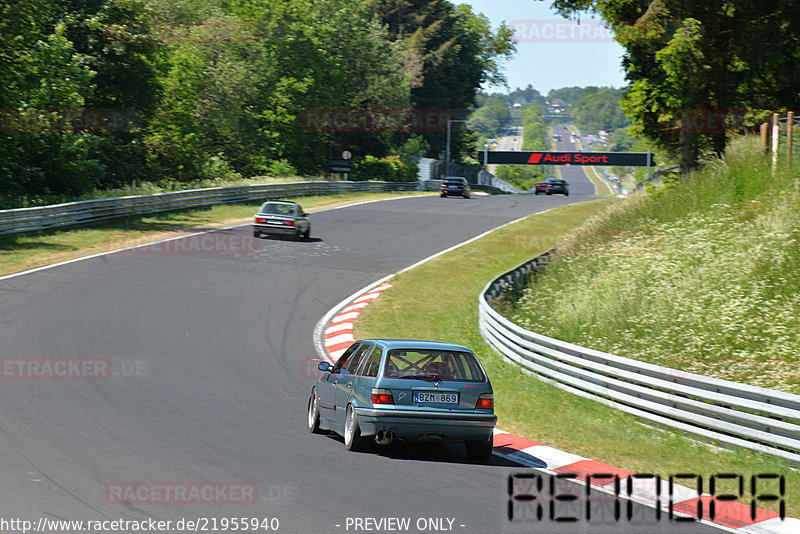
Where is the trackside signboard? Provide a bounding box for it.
[479,150,654,166]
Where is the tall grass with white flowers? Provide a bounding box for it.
[512,136,800,393]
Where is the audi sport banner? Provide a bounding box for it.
[479,151,654,167]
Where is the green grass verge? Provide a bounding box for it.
[353,198,798,517]
[583,165,617,195]
[513,136,800,395]
[0,191,430,277]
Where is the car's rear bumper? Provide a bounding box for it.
[354,407,496,441]
[253,224,297,235]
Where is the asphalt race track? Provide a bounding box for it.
[551,124,603,196]
[0,188,720,533]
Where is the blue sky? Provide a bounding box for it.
[458,0,628,95]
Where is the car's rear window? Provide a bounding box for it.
[259,203,297,216]
[384,349,486,382]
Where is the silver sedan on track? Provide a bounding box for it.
[307,339,497,460]
[253,200,310,240]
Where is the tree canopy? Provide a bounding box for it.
[550,0,800,172]
[571,87,630,133]
[0,0,514,206]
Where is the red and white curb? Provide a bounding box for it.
[323,283,393,359]
[314,285,795,533]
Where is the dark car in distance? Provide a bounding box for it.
[253,200,311,240]
[535,178,569,196]
[440,177,471,198]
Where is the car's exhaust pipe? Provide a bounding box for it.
[375,429,394,446]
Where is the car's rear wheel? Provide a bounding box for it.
[440,193,446,198]
[308,390,322,434]
[465,437,493,461]
[565,191,569,196]
[344,405,366,451]
[253,230,260,238]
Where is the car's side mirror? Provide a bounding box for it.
[318,361,332,372]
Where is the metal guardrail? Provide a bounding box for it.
[479,251,800,464]
[0,180,440,235]
[636,165,680,190]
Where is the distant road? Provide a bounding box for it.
[550,123,597,196]
[487,126,523,174]
[494,126,523,151]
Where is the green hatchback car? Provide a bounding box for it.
[307,339,497,460]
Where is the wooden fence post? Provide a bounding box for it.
[761,122,769,152]
[772,112,780,174]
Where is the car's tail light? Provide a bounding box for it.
[476,393,494,410]
[440,184,446,188]
[255,218,265,223]
[371,388,394,405]
[285,220,294,226]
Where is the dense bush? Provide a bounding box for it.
[353,155,417,182]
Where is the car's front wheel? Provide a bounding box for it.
[344,405,367,451]
[465,437,493,461]
[307,390,322,434]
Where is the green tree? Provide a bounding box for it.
[64,0,163,188]
[146,0,414,178]
[550,0,800,172]
[468,95,511,137]
[507,84,542,105]
[367,0,515,162]
[547,86,596,106]
[571,87,630,133]
[0,1,99,202]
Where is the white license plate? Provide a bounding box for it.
[267,220,284,225]
[414,391,458,404]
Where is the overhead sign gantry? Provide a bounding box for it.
[477,150,654,167]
